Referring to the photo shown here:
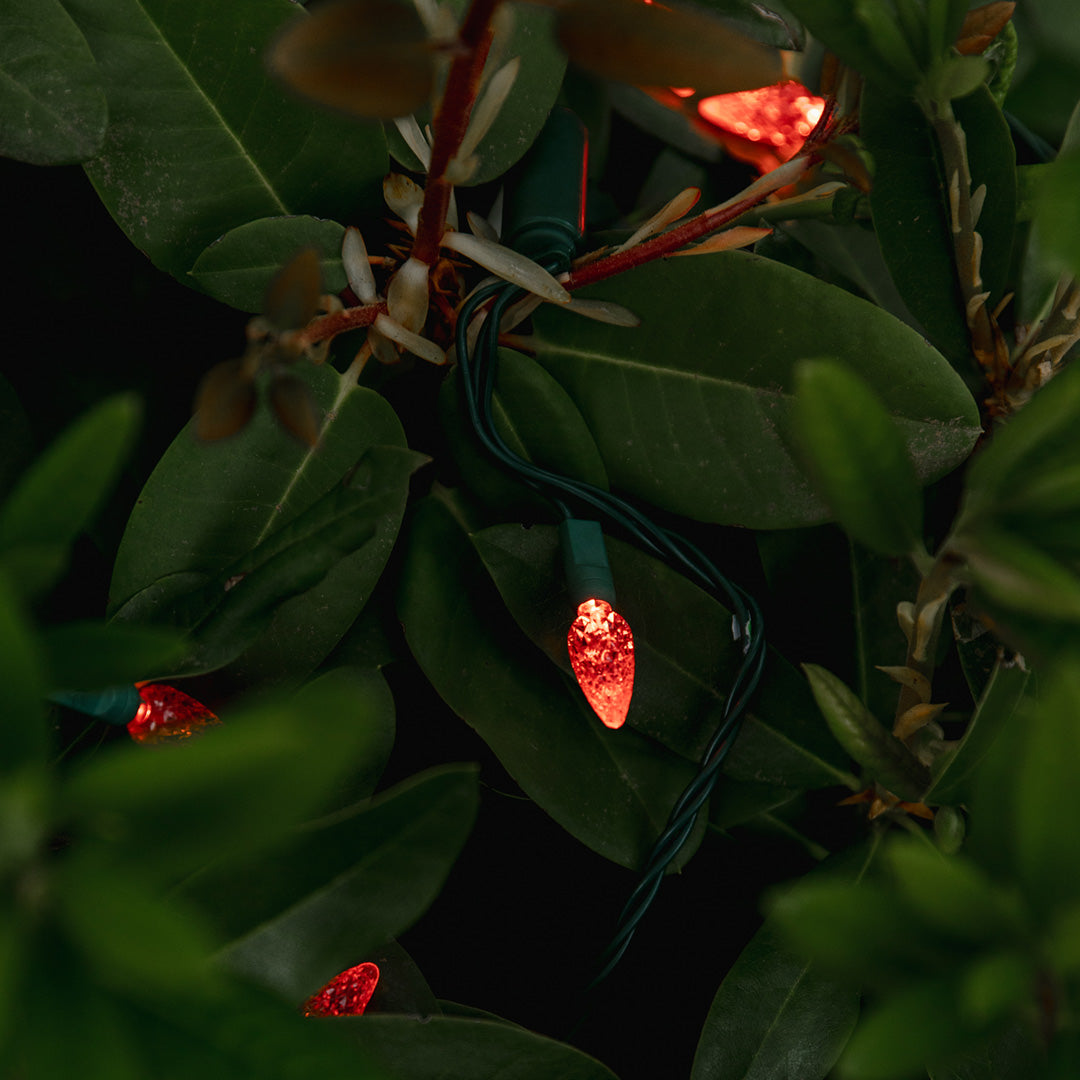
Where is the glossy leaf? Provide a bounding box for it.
[214,765,479,1001]
[861,84,1016,367]
[928,657,1031,804]
[690,0,805,49]
[63,0,386,278]
[691,924,857,1080]
[0,0,106,165]
[190,216,346,313]
[533,252,979,529]
[110,364,417,685]
[803,663,931,800]
[397,494,700,869]
[63,673,392,885]
[471,523,856,788]
[793,359,923,557]
[41,621,187,691]
[0,394,139,599]
[556,0,782,97]
[339,1015,618,1080]
[393,0,566,185]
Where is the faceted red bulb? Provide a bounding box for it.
[698,80,826,172]
[567,598,635,729]
[302,962,380,1017]
[127,683,221,745]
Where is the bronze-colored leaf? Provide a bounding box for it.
[956,1,1015,56]
[269,372,322,446]
[194,359,257,441]
[268,0,435,120]
[264,248,323,332]
[556,0,782,97]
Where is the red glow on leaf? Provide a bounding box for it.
[698,81,825,171]
[303,962,380,1017]
[567,598,635,729]
[127,683,221,745]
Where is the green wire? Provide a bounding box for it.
[454,259,767,985]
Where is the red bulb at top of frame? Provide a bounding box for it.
[567,598,635,729]
[127,683,221,744]
[303,962,380,1017]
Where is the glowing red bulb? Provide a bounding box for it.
[698,81,826,172]
[302,962,380,1017]
[567,598,635,729]
[127,683,221,745]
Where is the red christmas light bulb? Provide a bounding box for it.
[698,80,826,172]
[127,683,221,745]
[567,598,635,729]
[302,962,380,1017]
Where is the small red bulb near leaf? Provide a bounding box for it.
[303,962,380,1017]
[567,598,635,729]
[127,683,221,745]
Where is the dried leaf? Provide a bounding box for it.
[268,371,322,446]
[556,0,782,97]
[194,359,257,441]
[615,186,700,253]
[342,227,377,303]
[264,248,322,331]
[383,173,425,234]
[268,0,435,119]
[671,225,770,256]
[374,313,447,365]
[441,231,570,302]
[956,1,1016,56]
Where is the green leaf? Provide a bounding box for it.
[56,857,217,993]
[338,1015,618,1080]
[838,979,984,1080]
[63,674,392,884]
[793,359,923,557]
[928,657,1031,805]
[472,522,855,788]
[189,216,347,312]
[110,364,416,686]
[440,347,609,519]
[533,251,979,529]
[0,573,46,772]
[1037,147,1080,279]
[927,1019,1045,1080]
[0,394,139,598]
[397,494,699,868]
[41,621,187,691]
[802,663,931,800]
[0,0,106,164]
[691,924,857,1080]
[213,765,479,1001]
[385,1,565,185]
[861,84,1016,369]
[689,0,805,49]
[64,0,387,278]
[1014,667,1080,914]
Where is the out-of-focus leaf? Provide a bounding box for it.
[263,248,322,332]
[802,664,931,800]
[63,0,386,278]
[0,394,139,598]
[268,372,320,446]
[268,0,434,120]
[471,523,856,789]
[793,359,923,557]
[533,252,979,529]
[861,84,1016,369]
[41,621,187,691]
[63,674,392,885]
[190,216,347,313]
[338,1015,619,1080]
[556,0,783,96]
[928,657,1031,804]
[110,364,416,686]
[0,0,106,165]
[927,1019,1045,1080]
[397,494,700,869]
[0,574,45,773]
[1036,146,1080,280]
[214,765,479,1002]
[193,360,258,443]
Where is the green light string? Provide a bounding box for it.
[454,269,767,982]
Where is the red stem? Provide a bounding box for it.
[412,0,501,264]
[299,302,386,346]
